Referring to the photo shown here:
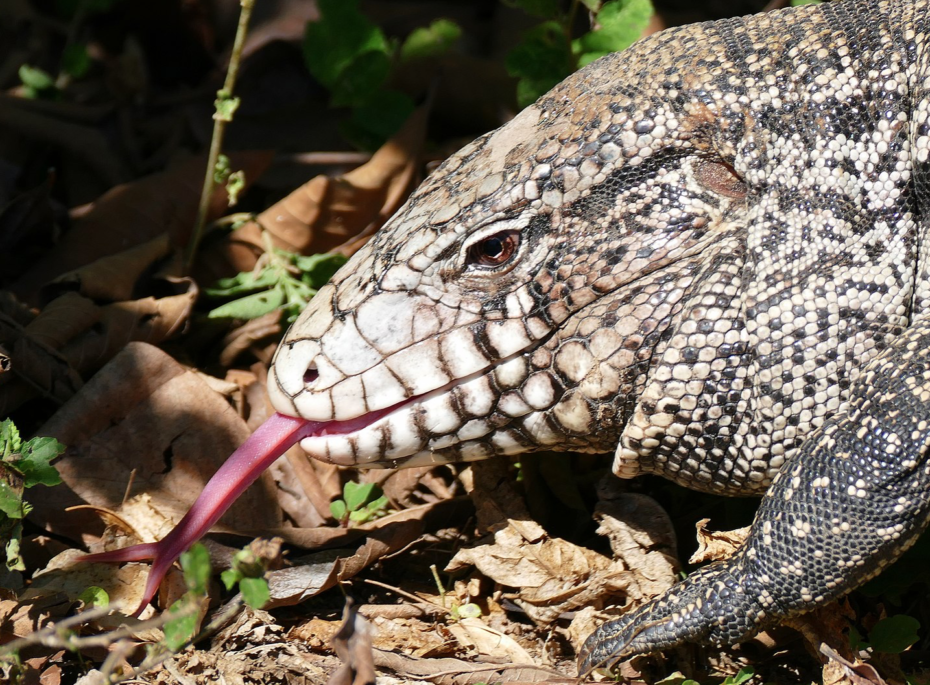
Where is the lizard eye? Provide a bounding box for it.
[466,230,521,269]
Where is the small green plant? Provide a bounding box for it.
[162,544,212,651]
[206,241,346,324]
[18,65,58,99]
[220,547,271,610]
[77,585,110,609]
[330,481,390,525]
[850,615,921,654]
[506,0,653,107]
[17,0,125,99]
[0,420,64,572]
[429,564,482,620]
[303,0,461,149]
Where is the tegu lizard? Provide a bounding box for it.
[85,0,930,674]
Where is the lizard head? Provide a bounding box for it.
[267,19,758,471]
[269,2,911,491]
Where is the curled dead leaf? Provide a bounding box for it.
[43,233,172,303]
[329,599,377,685]
[11,152,273,306]
[689,518,751,565]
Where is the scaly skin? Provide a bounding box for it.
[268,0,930,670]
[88,0,930,672]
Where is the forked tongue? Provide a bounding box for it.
[80,413,320,615]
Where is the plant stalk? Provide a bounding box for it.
[184,0,255,273]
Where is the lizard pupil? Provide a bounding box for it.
[468,231,520,268]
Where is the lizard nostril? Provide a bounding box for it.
[303,364,319,386]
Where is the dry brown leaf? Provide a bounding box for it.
[218,309,283,367]
[593,490,679,601]
[30,342,281,546]
[57,279,197,376]
[447,523,616,625]
[372,650,559,685]
[43,233,172,303]
[0,307,85,406]
[20,549,152,621]
[208,104,429,277]
[689,519,751,565]
[0,592,72,643]
[329,600,377,685]
[821,643,888,685]
[368,616,454,658]
[262,498,473,608]
[10,152,273,305]
[17,291,99,350]
[294,614,452,658]
[0,279,197,415]
[446,617,535,664]
[367,465,444,508]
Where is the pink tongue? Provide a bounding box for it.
[80,412,319,614]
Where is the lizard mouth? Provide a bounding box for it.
[296,374,480,466]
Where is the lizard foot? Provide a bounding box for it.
[577,558,765,676]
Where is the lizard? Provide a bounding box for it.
[82,0,930,676]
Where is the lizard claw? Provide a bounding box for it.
[78,413,318,615]
[577,558,765,676]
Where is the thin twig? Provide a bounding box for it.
[184,0,256,272]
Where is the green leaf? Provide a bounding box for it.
[207,285,285,320]
[330,50,392,108]
[1,419,22,460]
[722,667,755,685]
[506,22,573,107]
[62,43,91,78]
[294,253,348,286]
[400,19,462,63]
[340,90,416,151]
[849,624,869,651]
[163,601,198,652]
[869,615,920,654]
[330,499,348,521]
[5,524,24,571]
[343,481,379,512]
[213,154,232,184]
[221,568,242,591]
[206,268,280,298]
[214,92,240,122]
[239,577,270,609]
[579,0,603,11]
[654,675,698,685]
[574,0,653,68]
[18,437,64,488]
[365,495,389,513]
[78,586,110,608]
[502,0,561,19]
[0,481,24,519]
[303,0,390,91]
[791,0,821,5]
[226,170,246,207]
[349,508,373,523]
[456,603,482,619]
[180,543,211,594]
[18,64,55,91]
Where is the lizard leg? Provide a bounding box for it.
[578,322,930,674]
